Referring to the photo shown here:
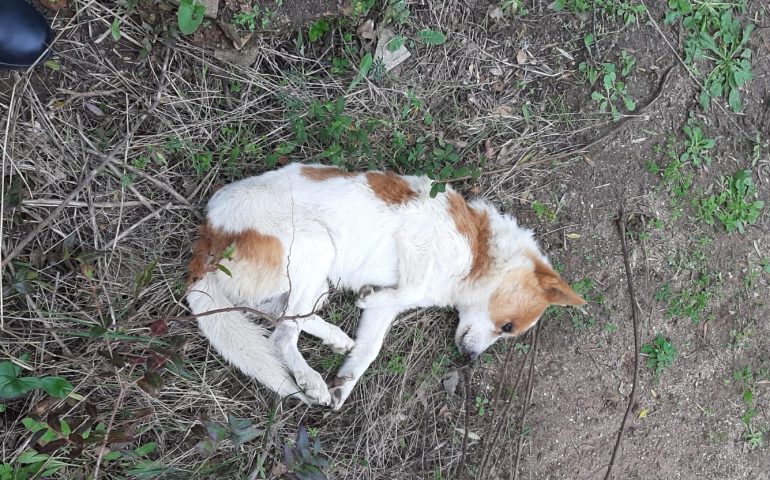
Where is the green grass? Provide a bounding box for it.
[641,334,677,375]
[732,366,767,449]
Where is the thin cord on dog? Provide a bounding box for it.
[603,209,642,480]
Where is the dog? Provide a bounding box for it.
[186,163,585,409]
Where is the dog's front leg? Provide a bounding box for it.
[329,306,401,410]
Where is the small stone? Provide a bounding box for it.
[214,46,259,67]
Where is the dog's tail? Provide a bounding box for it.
[186,275,309,403]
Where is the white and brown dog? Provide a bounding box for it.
[186,163,585,409]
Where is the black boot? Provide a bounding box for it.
[0,0,54,69]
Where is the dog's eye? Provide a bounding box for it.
[501,322,513,333]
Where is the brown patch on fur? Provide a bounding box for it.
[446,192,492,281]
[300,165,356,181]
[366,171,417,205]
[488,269,550,335]
[188,224,283,285]
[488,257,586,335]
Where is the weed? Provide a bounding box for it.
[579,62,600,85]
[233,2,277,31]
[195,414,263,456]
[680,115,715,166]
[177,0,205,35]
[641,334,677,375]
[0,452,65,479]
[384,0,411,24]
[657,270,716,324]
[603,323,618,334]
[0,359,72,399]
[620,50,636,77]
[308,19,330,42]
[552,0,645,25]
[665,1,753,112]
[386,355,406,374]
[282,426,329,479]
[698,169,764,234]
[589,63,636,121]
[475,396,490,416]
[531,200,556,221]
[501,0,529,16]
[513,342,530,354]
[732,366,767,449]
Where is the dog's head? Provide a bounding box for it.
[455,255,585,360]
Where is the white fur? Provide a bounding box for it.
[187,163,550,409]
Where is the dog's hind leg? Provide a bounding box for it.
[329,306,401,410]
[270,231,344,405]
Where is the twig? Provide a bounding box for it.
[92,369,127,480]
[0,46,173,270]
[456,366,474,479]
[21,199,199,210]
[603,208,642,480]
[109,202,173,247]
[512,323,540,480]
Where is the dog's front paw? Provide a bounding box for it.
[329,374,356,411]
[328,336,355,354]
[294,368,331,406]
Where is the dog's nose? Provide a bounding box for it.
[461,348,479,363]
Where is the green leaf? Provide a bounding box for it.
[308,20,330,42]
[111,18,121,41]
[417,29,446,45]
[134,442,157,457]
[583,33,593,49]
[742,389,753,405]
[348,52,373,91]
[728,87,741,113]
[387,35,406,52]
[39,376,73,399]
[177,0,206,35]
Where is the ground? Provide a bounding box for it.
[1,0,769,479]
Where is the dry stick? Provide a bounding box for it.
[603,210,642,480]
[512,323,541,480]
[92,370,127,480]
[0,47,172,270]
[478,337,531,478]
[456,366,474,480]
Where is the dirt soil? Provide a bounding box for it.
[1,0,769,479]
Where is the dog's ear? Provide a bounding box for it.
[533,260,586,307]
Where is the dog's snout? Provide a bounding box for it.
[460,347,479,363]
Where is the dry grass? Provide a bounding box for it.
[0,0,651,478]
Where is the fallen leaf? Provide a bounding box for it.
[83,103,104,117]
[638,408,649,419]
[516,49,528,65]
[484,139,496,159]
[149,319,168,336]
[565,233,581,239]
[490,66,504,76]
[357,19,375,40]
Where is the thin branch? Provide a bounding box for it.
[512,323,540,480]
[603,208,642,480]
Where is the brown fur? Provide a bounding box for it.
[300,165,356,181]
[488,268,550,334]
[488,257,585,334]
[366,171,417,205]
[446,192,492,281]
[188,224,283,285]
